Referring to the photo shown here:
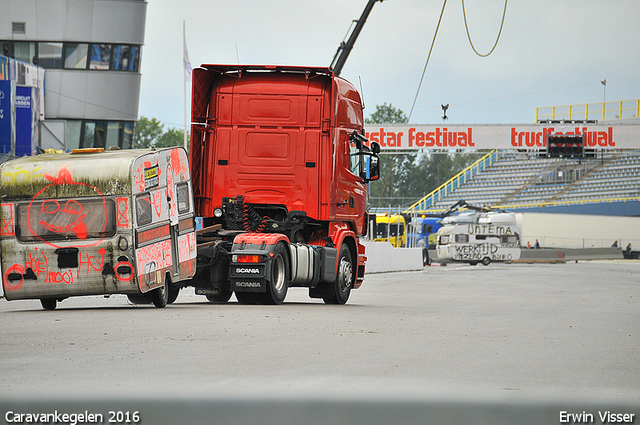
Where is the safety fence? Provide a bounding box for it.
[536,99,640,122]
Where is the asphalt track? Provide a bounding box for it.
[0,261,638,424]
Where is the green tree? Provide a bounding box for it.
[366,104,416,209]
[365,104,479,210]
[133,116,187,149]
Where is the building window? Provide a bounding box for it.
[64,43,89,69]
[66,120,135,150]
[2,40,141,72]
[12,42,36,64]
[89,44,111,70]
[37,42,63,68]
[112,45,139,72]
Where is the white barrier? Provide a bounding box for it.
[362,241,424,273]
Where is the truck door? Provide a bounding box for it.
[334,130,366,229]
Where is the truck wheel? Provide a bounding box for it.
[151,278,169,308]
[167,285,180,304]
[481,257,491,266]
[40,298,57,310]
[422,248,430,266]
[262,242,289,305]
[323,244,353,305]
[206,287,232,304]
[235,291,260,304]
[127,294,152,304]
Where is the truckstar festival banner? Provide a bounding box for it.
[364,124,640,151]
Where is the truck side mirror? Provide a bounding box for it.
[363,152,380,182]
[349,131,380,182]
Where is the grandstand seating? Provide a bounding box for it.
[430,150,640,210]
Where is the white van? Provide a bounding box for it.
[436,211,521,265]
[0,147,196,309]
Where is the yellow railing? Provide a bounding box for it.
[536,99,640,122]
[494,196,640,211]
[404,150,505,213]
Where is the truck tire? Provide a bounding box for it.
[422,248,430,266]
[151,278,169,308]
[40,298,57,310]
[167,285,180,304]
[323,244,353,305]
[235,291,260,304]
[127,294,152,304]
[481,257,491,266]
[262,242,289,305]
[206,288,232,304]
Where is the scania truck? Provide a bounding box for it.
[188,65,380,305]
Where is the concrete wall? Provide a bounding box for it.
[362,241,424,273]
[516,212,640,249]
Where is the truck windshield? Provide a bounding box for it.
[375,222,405,237]
[16,198,116,242]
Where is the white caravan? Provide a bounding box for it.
[436,211,521,265]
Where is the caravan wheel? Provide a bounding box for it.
[151,277,169,308]
[40,298,57,310]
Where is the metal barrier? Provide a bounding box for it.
[536,99,640,122]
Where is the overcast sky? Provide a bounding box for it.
[138,0,640,129]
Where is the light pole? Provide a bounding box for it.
[601,79,606,103]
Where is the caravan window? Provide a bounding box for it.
[16,198,115,242]
[135,194,153,226]
[455,234,469,243]
[501,235,518,244]
[176,183,190,214]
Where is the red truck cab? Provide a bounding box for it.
[189,65,379,304]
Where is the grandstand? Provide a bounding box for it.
[422,149,640,215]
[404,100,640,217]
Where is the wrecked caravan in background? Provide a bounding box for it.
[436,211,521,265]
[0,147,196,309]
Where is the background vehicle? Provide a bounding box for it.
[372,214,406,247]
[406,215,442,265]
[436,210,521,266]
[188,65,379,305]
[0,147,196,309]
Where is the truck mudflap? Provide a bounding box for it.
[355,241,367,289]
[229,233,342,293]
[229,233,290,293]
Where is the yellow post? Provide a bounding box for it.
[602,102,605,121]
[585,104,589,120]
[568,105,572,120]
[619,101,623,119]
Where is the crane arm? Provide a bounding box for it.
[330,0,385,76]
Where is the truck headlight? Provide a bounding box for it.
[214,207,223,218]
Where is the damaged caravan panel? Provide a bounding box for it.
[0,147,196,309]
[436,211,521,265]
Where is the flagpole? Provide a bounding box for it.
[183,20,188,151]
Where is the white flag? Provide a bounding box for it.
[183,22,192,81]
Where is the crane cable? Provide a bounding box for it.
[409,0,508,121]
[408,0,448,121]
[462,0,508,57]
